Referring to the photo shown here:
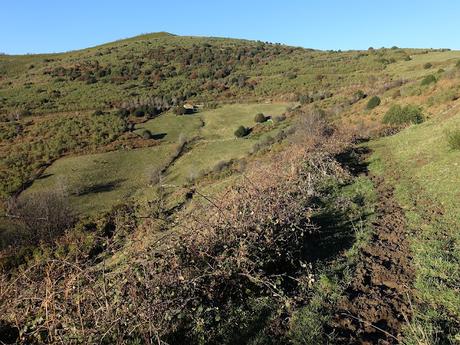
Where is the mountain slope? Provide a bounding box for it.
[1,33,460,344]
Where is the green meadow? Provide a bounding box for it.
[24,103,291,214]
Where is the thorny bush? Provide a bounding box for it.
[0,117,353,344]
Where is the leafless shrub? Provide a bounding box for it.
[149,166,162,186]
[291,108,334,146]
[147,134,188,186]
[382,79,404,91]
[0,109,355,343]
[213,159,233,173]
[4,185,75,247]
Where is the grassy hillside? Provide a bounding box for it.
[368,106,460,343]
[25,103,291,215]
[1,32,460,344]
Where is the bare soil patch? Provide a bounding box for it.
[331,147,415,344]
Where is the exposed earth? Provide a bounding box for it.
[332,147,415,344]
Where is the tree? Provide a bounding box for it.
[254,113,267,123]
[234,126,249,138]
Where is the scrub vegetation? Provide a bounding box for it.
[1,32,460,344]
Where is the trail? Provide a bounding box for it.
[331,146,415,344]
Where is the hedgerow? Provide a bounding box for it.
[0,115,362,344]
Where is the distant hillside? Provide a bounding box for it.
[0,32,425,117]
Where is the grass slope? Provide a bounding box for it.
[24,103,291,214]
[24,144,176,215]
[368,104,460,343]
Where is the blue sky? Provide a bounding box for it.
[2,0,459,54]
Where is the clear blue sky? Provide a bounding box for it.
[2,0,459,54]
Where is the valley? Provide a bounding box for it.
[0,32,459,344]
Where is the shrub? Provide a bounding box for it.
[447,130,460,150]
[117,108,130,118]
[299,95,313,104]
[424,62,433,69]
[19,109,32,117]
[392,90,401,99]
[350,90,366,105]
[251,135,276,154]
[134,109,145,117]
[5,187,75,247]
[354,90,366,100]
[366,96,381,110]
[421,74,437,86]
[93,110,104,116]
[254,113,267,123]
[149,167,162,185]
[234,125,249,138]
[86,76,97,84]
[404,55,412,61]
[213,160,233,173]
[382,104,424,126]
[142,130,152,139]
[291,108,332,145]
[274,114,286,123]
[173,106,186,115]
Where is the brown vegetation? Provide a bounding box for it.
[0,111,357,344]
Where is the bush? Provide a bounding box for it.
[5,187,75,247]
[93,110,104,116]
[234,125,249,138]
[421,74,437,86]
[274,114,286,123]
[142,130,152,139]
[254,113,267,123]
[382,105,424,126]
[354,90,366,100]
[366,96,381,110]
[134,109,145,117]
[456,60,460,68]
[392,90,401,99]
[213,160,233,174]
[424,62,433,69]
[447,130,460,150]
[117,108,130,118]
[251,135,276,154]
[19,109,32,117]
[173,106,187,115]
[299,95,313,104]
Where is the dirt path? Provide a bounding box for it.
[331,147,415,344]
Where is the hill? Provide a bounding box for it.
[0,33,460,344]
